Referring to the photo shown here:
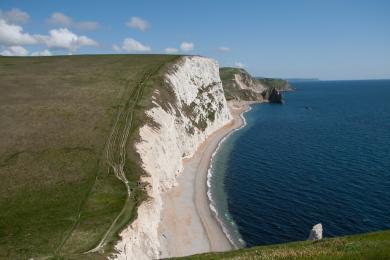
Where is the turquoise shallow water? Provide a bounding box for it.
[209,80,390,247]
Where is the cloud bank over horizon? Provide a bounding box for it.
[0,9,201,57]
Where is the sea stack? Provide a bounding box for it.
[308,223,323,241]
[268,87,283,103]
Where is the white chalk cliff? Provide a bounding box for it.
[308,223,323,241]
[112,56,232,259]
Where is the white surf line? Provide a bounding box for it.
[206,104,252,249]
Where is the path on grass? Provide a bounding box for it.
[87,62,169,253]
[55,59,173,257]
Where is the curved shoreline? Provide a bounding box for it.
[206,102,252,249]
[158,101,258,258]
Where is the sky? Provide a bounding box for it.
[1,0,389,80]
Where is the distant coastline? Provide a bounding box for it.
[285,78,320,82]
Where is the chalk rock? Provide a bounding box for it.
[308,223,323,241]
[112,56,232,260]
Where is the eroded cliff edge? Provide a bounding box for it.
[112,56,232,259]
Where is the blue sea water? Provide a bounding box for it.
[209,80,390,248]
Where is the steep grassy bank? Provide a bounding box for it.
[178,230,390,259]
[0,54,178,259]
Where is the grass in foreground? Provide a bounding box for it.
[177,230,390,259]
[0,54,178,259]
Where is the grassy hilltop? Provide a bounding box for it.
[0,54,178,259]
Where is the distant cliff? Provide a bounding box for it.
[263,87,283,103]
[220,67,292,103]
[256,77,293,92]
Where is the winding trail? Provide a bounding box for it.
[87,64,164,253]
[55,59,174,257]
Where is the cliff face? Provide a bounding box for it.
[219,67,266,101]
[220,67,291,102]
[112,56,231,259]
[233,71,266,93]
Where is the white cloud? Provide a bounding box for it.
[0,18,98,53]
[0,45,28,56]
[0,8,30,24]
[235,62,245,68]
[122,38,151,52]
[218,46,230,52]
[48,12,72,27]
[39,28,97,51]
[180,42,194,52]
[31,49,52,56]
[48,12,99,31]
[113,37,151,52]
[112,44,121,52]
[164,47,178,54]
[0,19,37,45]
[126,17,149,31]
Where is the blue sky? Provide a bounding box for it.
[1,0,389,80]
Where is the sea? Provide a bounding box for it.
[208,80,390,248]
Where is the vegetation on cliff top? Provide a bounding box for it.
[256,77,293,91]
[177,230,390,259]
[0,54,179,259]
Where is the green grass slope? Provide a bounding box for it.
[179,230,390,259]
[0,54,178,259]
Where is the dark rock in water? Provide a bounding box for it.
[268,87,283,103]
